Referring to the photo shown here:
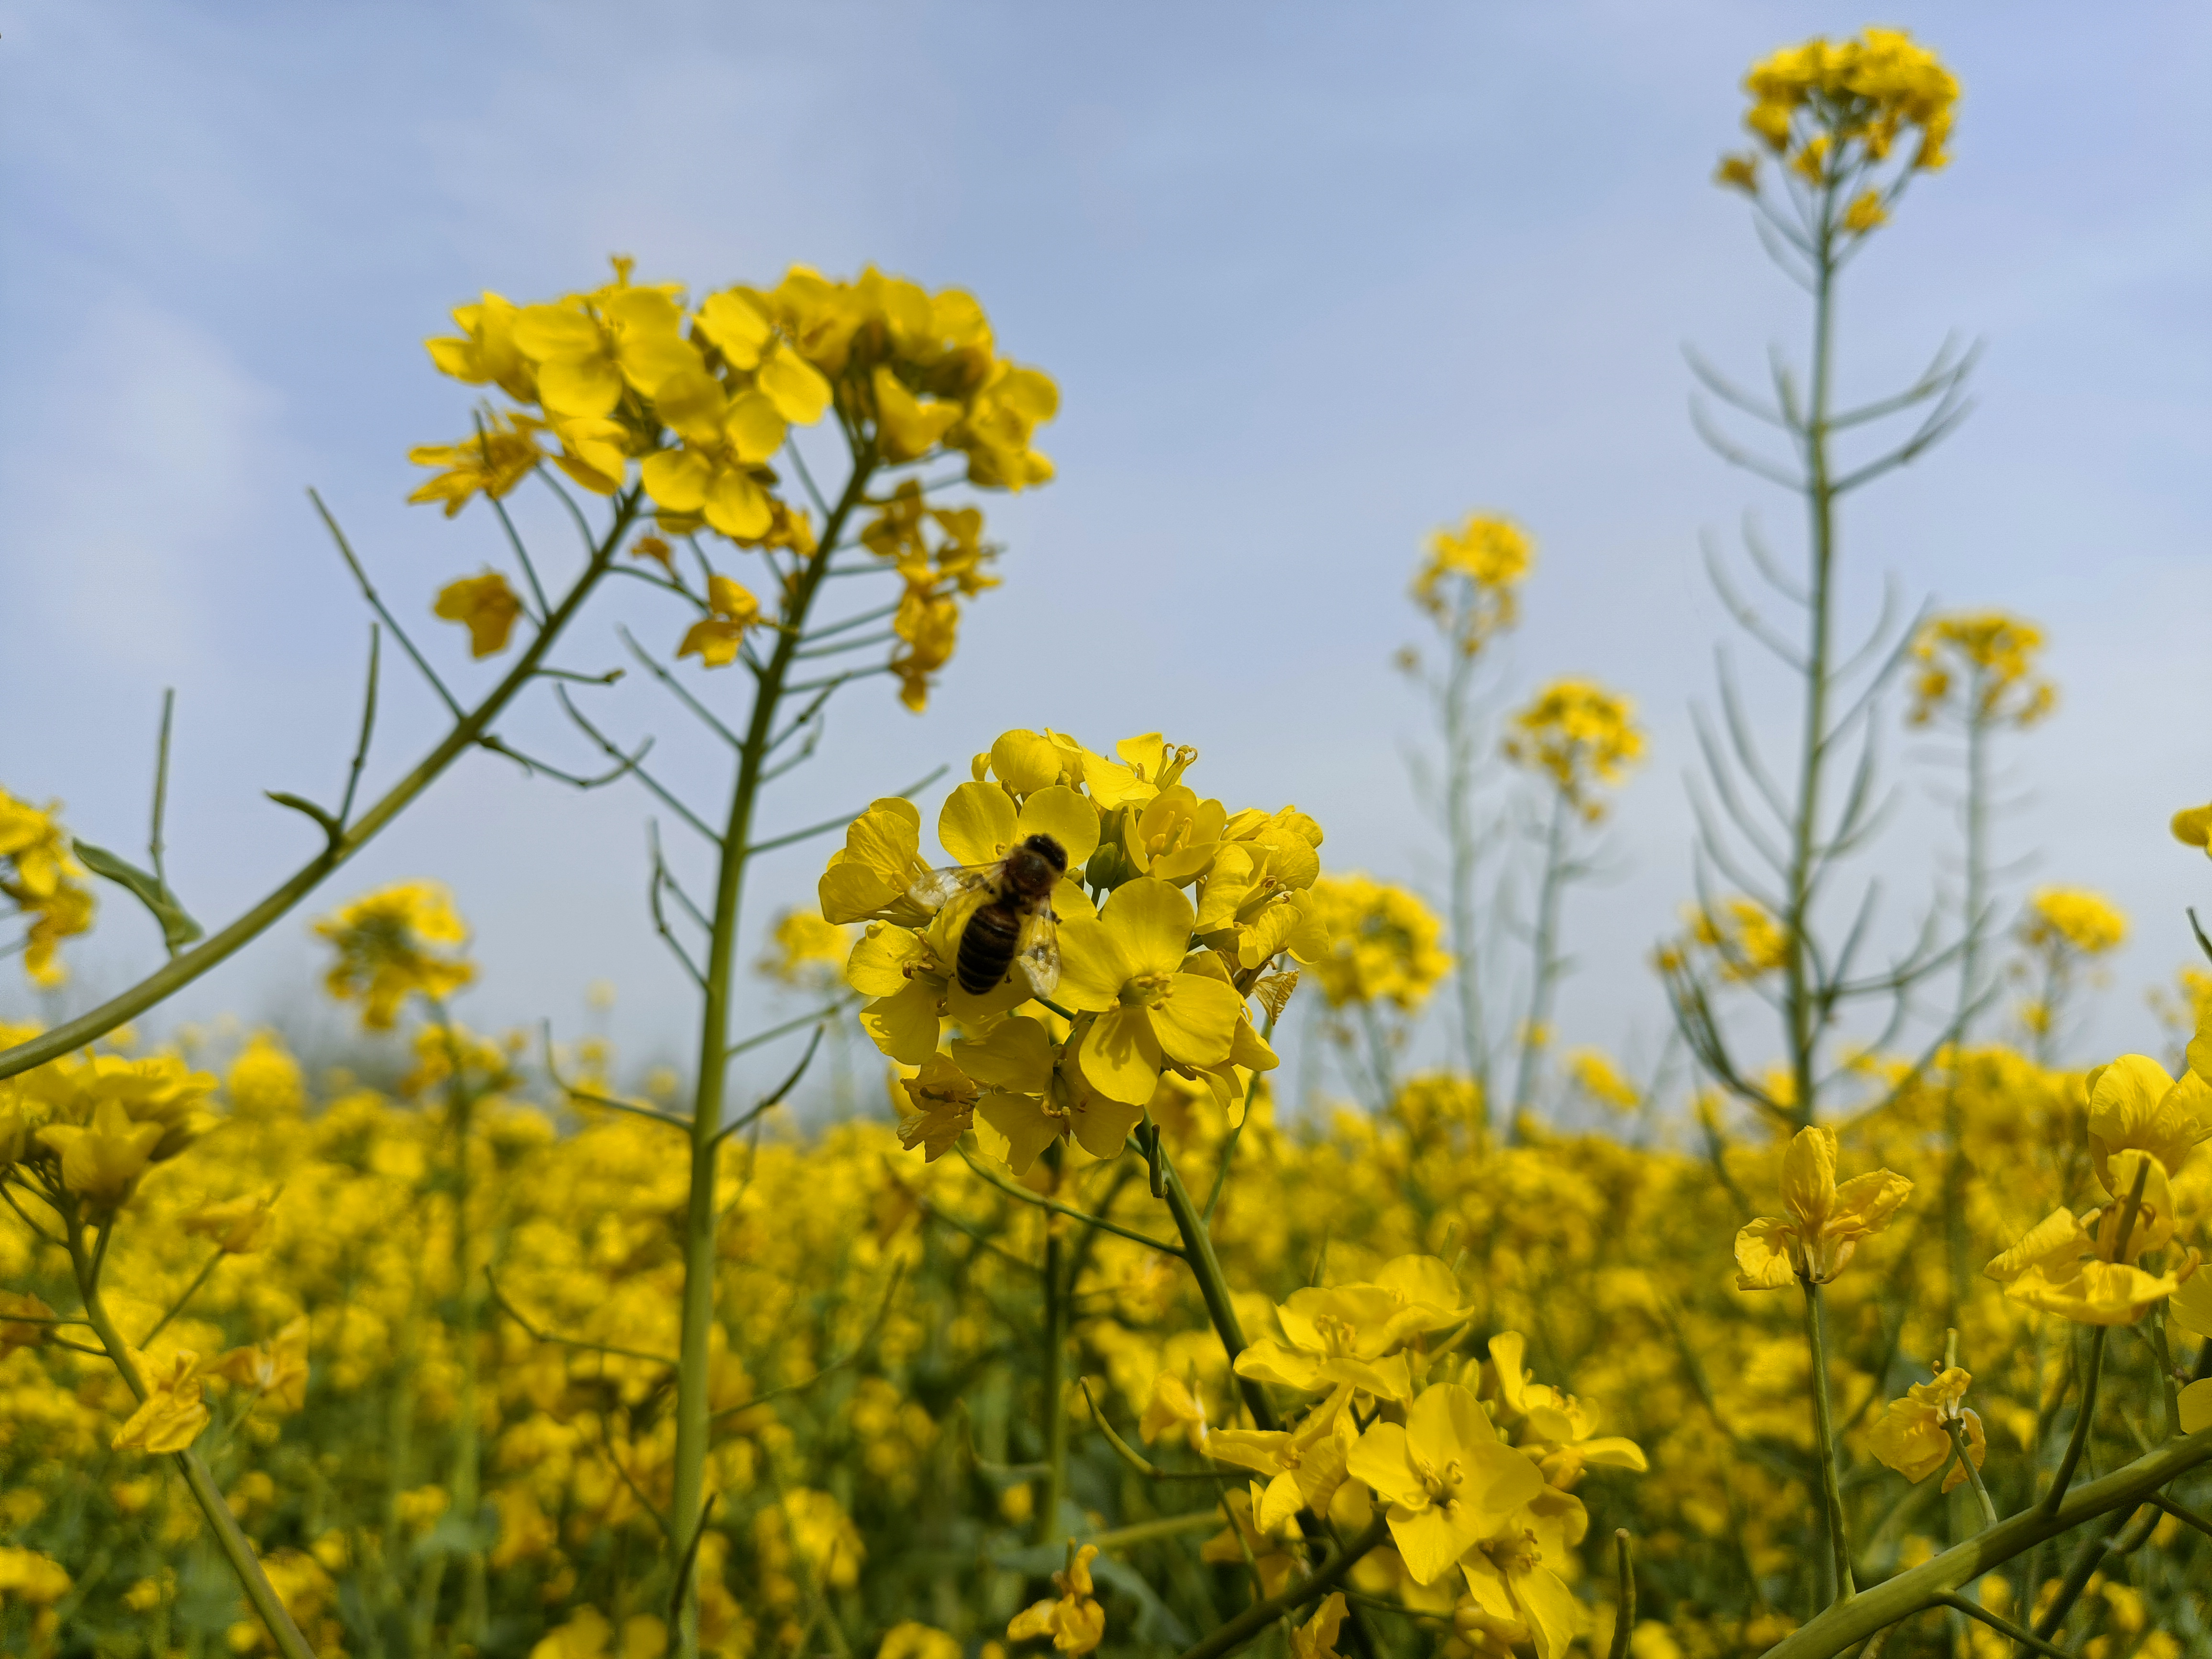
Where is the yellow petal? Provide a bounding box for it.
[951,1016,1055,1095]
[2179,1379,2212,1436]
[938,783,1018,868]
[641,448,713,514]
[976,1091,1062,1177]
[1014,786,1102,870]
[1149,973,1241,1069]
[1054,918,1136,1014]
[760,345,832,424]
[1733,1217,1799,1290]
[1079,1006,1163,1106]
[704,469,772,541]
[1102,879,1197,977]
[1781,1126,1838,1229]
[859,981,941,1065]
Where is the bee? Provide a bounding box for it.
[909,833,1067,997]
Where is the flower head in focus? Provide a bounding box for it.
[315,881,475,1030]
[1346,1381,1545,1585]
[1734,1126,1913,1289]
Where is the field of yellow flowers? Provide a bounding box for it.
[2,25,2209,1659]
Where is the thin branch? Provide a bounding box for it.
[729,999,856,1062]
[542,1021,693,1131]
[309,488,464,719]
[486,1269,677,1366]
[1690,398,1807,491]
[618,626,745,750]
[148,688,177,896]
[744,765,950,857]
[1173,1513,1391,1659]
[1704,537,1811,671]
[1829,390,1975,496]
[486,489,552,619]
[1683,345,1796,430]
[477,731,650,791]
[802,601,902,643]
[954,1145,1186,1259]
[141,1248,226,1346]
[708,1024,826,1148]
[1829,337,1980,431]
[337,626,381,826]
[555,686,719,843]
[708,1264,906,1422]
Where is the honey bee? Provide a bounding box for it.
[908,833,1067,997]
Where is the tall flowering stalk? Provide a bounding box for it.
[1667,30,1974,1131]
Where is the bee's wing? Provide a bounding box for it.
[1016,906,1061,999]
[908,862,1002,910]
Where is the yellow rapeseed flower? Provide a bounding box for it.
[0,787,96,987]
[315,880,475,1030]
[1503,679,1644,820]
[181,1191,276,1254]
[1866,1367,1984,1491]
[676,573,763,669]
[1008,1543,1106,1656]
[111,1351,210,1455]
[1460,1487,1588,1659]
[1055,879,1245,1106]
[1907,612,2054,729]
[1346,1382,1545,1586]
[1734,1126,1913,1289]
[2022,887,2127,958]
[1412,515,1533,658]
[433,571,525,658]
[1302,874,1453,1012]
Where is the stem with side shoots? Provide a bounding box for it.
[1759,1427,2212,1659]
[0,487,641,1081]
[1508,783,1573,1131]
[1037,1144,1072,1548]
[1802,1279,1856,1604]
[66,1213,317,1659]
[1780,179,1840,1129]
[2041,1156,2151,1517]
[668,450,876,1658]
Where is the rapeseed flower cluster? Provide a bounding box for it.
[410,261,1056,712]
[0,791,95,989]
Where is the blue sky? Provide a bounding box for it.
[3,2,2207,1107]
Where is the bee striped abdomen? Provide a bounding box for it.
[956,901,1023,995]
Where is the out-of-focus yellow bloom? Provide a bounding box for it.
[1504,679,1644,820]
[760,908,851,986]
[1908,612,2054,729]
[1985,1150,2193,1324]
[36,1100,166,1207]
[1737,29,1959,181]
[111,1351,210,1454]
[1139,1372,1209,1453]
[1842,190,1888,233]
[1565,1049,1639,1111]
[181,1191,276,1254]
[1866,1367,1984,1491]
[407,411,543,517]
[676,573,763,669]
[1347,1382,1545,1585]
[1481,1332,1648,1489]
[433,571,525,658]
[1292,1594,1350,1659]
[2022,887,2127,958]
[1734,1127,1913,1289]
[2172,803,2212,857]
[0,1292,57,1360]
[1684,896,1789,982]
[1302,874,1453,1012]
[1412,515,1533,658]
[0,787,96,988]
[1056,879,1244,1105]
[1008,1543,1105,1656]
[315,880,475,1030]
[1460,1488,1588,1659]
[0,1545,71,1604]
[213,1317,310,1414]
[1714,153,1760,193]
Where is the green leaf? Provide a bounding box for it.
[73,840,204,951]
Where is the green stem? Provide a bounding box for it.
[669,452,875,1658]
[1946,1419,1999,1531]
[0,489,640,1081]
[1782,182,1841,1129]
[1155,1139,1276,1432]
[1438,648,1493,1119]
[1174,1513,1388,1659]
[71,1222,316,1659]
[1803,1280,1856,1603]
[1944,700,1990,1324]
[1758,1427,2212,1659]
[1507,783,1572,1131]
[1039,1153,1070,1547]
[2040,1327,2106,1515]
[1084,1511,1224,1552]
